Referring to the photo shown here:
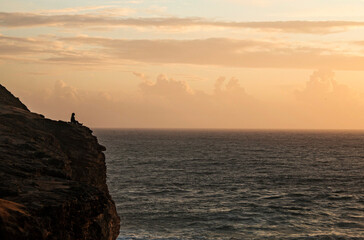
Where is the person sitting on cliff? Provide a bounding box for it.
[70,113,82,126]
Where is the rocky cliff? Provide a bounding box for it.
[0,84,120,240]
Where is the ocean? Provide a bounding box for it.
[94,129,364,240]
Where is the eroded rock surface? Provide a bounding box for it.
[0,84,120,240]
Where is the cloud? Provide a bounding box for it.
[20,75,260,128]
[54,80,80,101]
[225,0,295,7]
[294,70,364,128]
[131,75,260,128]
[1,12,364,34]
[60,36,364,70]
[295,70,360,104]
[0,35,106,65]
[214,77,250,103]
[0,35,47,55]
[16,70,364,129]
[132,71,147,79]
[140,74,194,97]
[2,34,364,70]
[36,6,132,15]
[20,80,120,126]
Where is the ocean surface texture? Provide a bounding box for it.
[95,129,364,240]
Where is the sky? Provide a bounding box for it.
[2,0,364,129]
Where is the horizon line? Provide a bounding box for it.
[92,127,364,132]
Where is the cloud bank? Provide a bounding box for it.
[1,35,364,70]
[1,12,364,34]
[19,71,364,129]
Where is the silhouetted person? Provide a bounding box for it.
[70,113,82,125]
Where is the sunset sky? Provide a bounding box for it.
[2,0,364,129]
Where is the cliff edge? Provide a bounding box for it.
[0,84,120,240]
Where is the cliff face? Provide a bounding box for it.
[0,85,120,240]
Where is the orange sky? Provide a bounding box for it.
[2,0,364,129]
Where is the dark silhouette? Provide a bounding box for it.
[70,113,82,125]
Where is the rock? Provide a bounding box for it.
[0,85,29,111]
[0,84,120,239]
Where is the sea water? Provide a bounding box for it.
[94,129,364,240]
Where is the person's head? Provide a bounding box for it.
[72,113,75,116]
